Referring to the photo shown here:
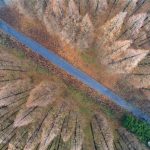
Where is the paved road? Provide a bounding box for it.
[0,19,150,124]
[0,0,5,7]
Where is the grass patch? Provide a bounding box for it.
[16,50,25,59]
[0,33,15,48]
[122,114,150,147]
[0,43,26,60]
[66,85,115,118]
[81,52,96,64]
[35,64,50,74]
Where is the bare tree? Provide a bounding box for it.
[91,114,114,150]
[97,12,127,47]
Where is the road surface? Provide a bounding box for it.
[0,19,150,124]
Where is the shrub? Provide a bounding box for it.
[122,114,150,146]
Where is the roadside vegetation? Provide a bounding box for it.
[66,85,116,119]
[122,114,150,147]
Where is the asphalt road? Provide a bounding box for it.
[0,19,150,124]
[0,0,5,7]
